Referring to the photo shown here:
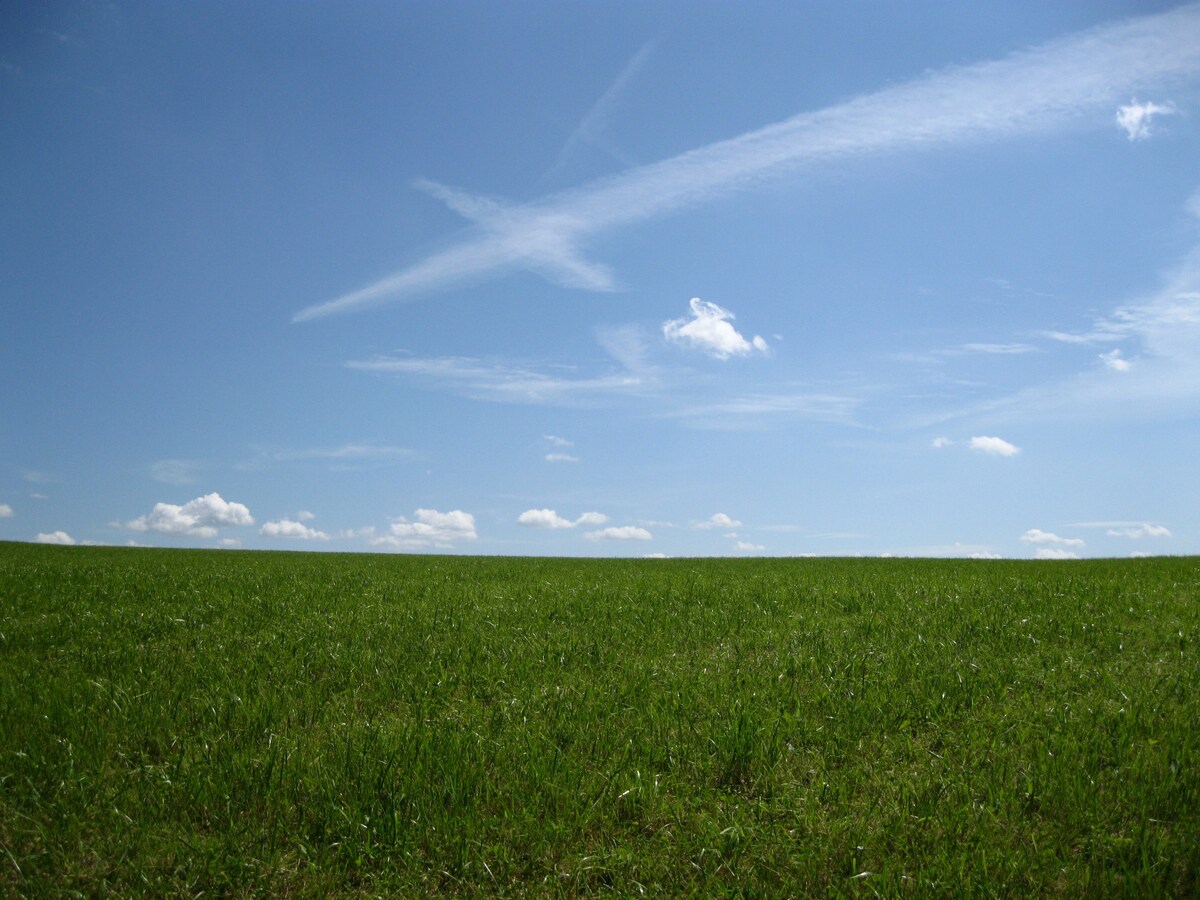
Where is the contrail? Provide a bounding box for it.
[294,4,1200,322]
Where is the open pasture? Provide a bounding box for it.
[1,542,1198,895]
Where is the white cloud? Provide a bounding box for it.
[697,512,742,529]
[1106,523,1171,539]
[734,541,766,552]
[931,437,953,448]
[1035,547,1081,560]
[545,453,579,463]
[348,355,644,406]
[545,435,574,447]
[34,531,75,545]
[969,551,1004,559]
[1130,551,1153,558]
[219,538,242,548]
[1116,98,1176,140]
[1100,348,1132,371]
[294,6,1200,321]
[663,298,768,360]
[296,510,316,521]
[1021,528,1085,548]
[584,525,653,541]
[545,40,654,180]
[260,518,330,540]
[126,492,254,538]
[518,509,609,529]
[518,508,575,529]
[643,552,669,559]
[150,459,200,485]
[969,435,1020,457]
[370,509,477,550]
[0,503,12,518]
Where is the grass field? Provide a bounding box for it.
[1,542,1198,895]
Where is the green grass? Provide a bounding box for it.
[1,542,1198,895]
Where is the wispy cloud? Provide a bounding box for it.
[294,6,1200,321]
[1099,348,1132,371]
[1070,520,1172,539]
[241,443,415,470]
[0,503,12,518]
[348,355,646,406]
[544,41,655,181]
[150,459,201,485]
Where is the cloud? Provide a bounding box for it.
[545,453,579,463]
[545,41,655,180]
[370,509,477,550]
[663,298,768,360]
[296,510,316,521]
[264,444,412,462]
[969,551,1004,559]
[1021,528,1085,548]
[697,512,742,529]
[150,459,201,485]
[1035,548,1081,560]
[1106,523,1171,539]
[545,435,573,447]
[348,355,644,406]
[260,518,330,540]
[931,437,953,448]
[294,5,1200,321]
[969,435,1020,457]
[734,541,766,552]
[1099,348,1132,371]
[584,525,652,541]
[518,509,609,529]
[126,492,254,538]
[0,503,12,518]
[1116,98,1176,140]
[34,531,75,545]
[664,391,862,428]
[643,552,669,559]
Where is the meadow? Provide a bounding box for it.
[1,541,1197,896]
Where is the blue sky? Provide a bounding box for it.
[3,1,1199,558]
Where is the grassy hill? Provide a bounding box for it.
[2,542,1197,894]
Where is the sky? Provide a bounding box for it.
[3,1,1199,559]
